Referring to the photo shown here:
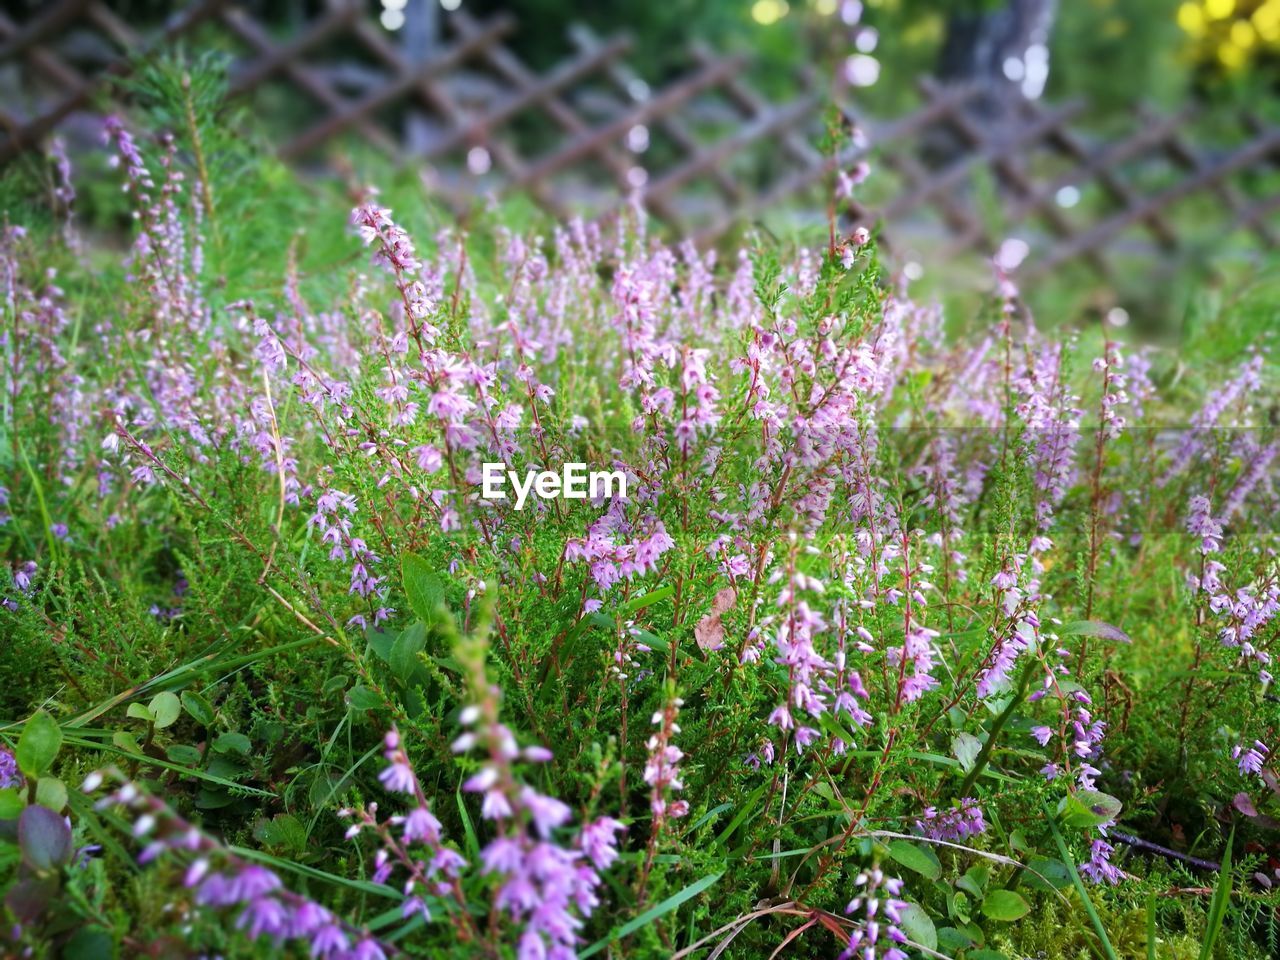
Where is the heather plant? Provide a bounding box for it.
[1,83,1279,960]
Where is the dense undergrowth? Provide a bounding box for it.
[1,76,1279,960]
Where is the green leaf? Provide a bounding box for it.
[402,554,444,625]
[713,782,767,851]
[111,731,140,754]
[952,732,981,772]
[1056,790,1122,829]
[619,585,673,614]
[346,685,382,711]
[148,692,181,729]
[1198,826,1233,960]
[1058,620,1130,643]
[579,872,721,958]
[955,864,989,898]
[367,628,396,664]
[213,732,251,756]
[166,744,202,766]
[456,788,481,861]
[1146,893,1157,960]
[126,703,153,723]
[632,628,668,652]
[181,691,215,727]
[17,710,62,778]
[254,814,307,855]
[389,622,427,683]
[1045,802,1120,960]
[0,788,23,819]
[897,902,937,950]
[1023,857,1072,891]
[937,927,975,952]
[18,805,72,871]
[322,675,349,696]
[981,889,1030,921]
[887,840,941,880]
[62,926,114,960]
[34,777,67,813]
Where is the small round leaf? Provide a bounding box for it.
[981,889,1030,921]
[149,692,181,729]
[18,805,73,872]
[16,710,62,779]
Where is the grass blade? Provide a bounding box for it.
[1044,803,1119,960]
[580,871,723,958]
[1145,892,1156,960]
[1197,825,1233,960]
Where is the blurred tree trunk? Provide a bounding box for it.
[938,0,1057,95]
[926,0,1058,163]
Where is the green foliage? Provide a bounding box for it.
[0,64,1277,960]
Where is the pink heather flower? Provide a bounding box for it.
[0,748,20,789]
[88,771,378,956]
[644,695,687,825]
[236,897,290,940]
[578,818,626,871]
[1234,740,1269,776]
[916,798,986,841]
[377,761,415,794]
[1186,495,1222,555]
[519,786,572,839]
[1080,837,1123,885]
[402,806,442,844]
[835,164,869,200]
[13,560,38,593]
[842,868,908,960]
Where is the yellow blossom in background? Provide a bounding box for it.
[1219,39,1246,64]
[1256,0,1280,40]
[1178,1,1206,34]
[751,0,789,25]
[1231,18,1257,44]
[1176,0,1280,70]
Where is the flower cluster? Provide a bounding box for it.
[916,798,986,841]
[643,693,689,825]
[0,746,20,789]
[4,108,1279,959]
[841,868,908,960]
[447,626,623,959]
[86,770,384,959]
[342,729,469,931]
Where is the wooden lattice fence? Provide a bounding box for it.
[2,0,1279,287]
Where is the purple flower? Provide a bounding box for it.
[350,937,388,960]
[0,747,21,790]
[377,761,415,794]
[310,925,349,958]
[520,786,572,839]
[1233,740,1269,776]
[578,818,626,871]
[916,798,986,841]
[236,897,290,941]
[1080,837,1123,885]
[842,869,909,960]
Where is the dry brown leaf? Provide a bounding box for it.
[695,587,736,651]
